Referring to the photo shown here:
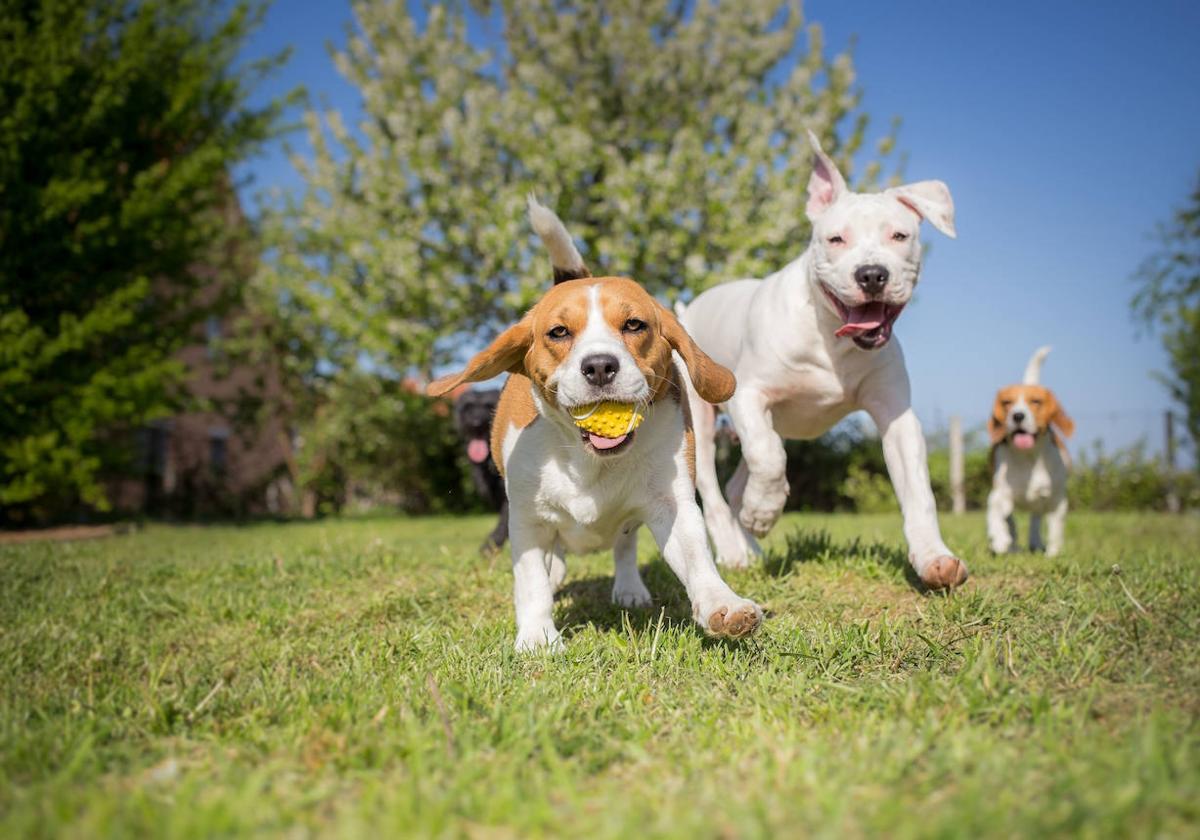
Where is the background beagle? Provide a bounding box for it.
[987,346,1075,556]
[428,200,762,651]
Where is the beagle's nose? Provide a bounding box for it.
[854,264,889,296]
[581,353,619,387]
[1012,411,1026,424]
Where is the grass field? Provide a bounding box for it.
[1,511,1198,837]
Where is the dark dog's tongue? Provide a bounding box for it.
[467,439,489,464]
[835,302,887,337]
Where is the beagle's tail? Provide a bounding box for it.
[526,194,590,284]
[1023,345,1053,385]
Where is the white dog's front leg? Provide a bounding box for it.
[866,399,968,590]
[1045,497,1068,557]
[726,388,789,538]
[987,487,1015,554]
[645,499,762,638]
[509,519,562,651]
[611,525,652,608]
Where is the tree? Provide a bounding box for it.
[1132,170,1200,456]
[256,0,898,506]
[0,0,290,520]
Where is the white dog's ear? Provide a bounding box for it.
[887,181,956,239]
[805,129,847,219]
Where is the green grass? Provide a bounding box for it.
[1,512,1198,838]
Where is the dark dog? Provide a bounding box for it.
[454,388,508,554]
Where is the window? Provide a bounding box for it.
[208,428,229,476]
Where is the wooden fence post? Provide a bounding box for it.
[1165,410,1180,513]
[949,415,965,514]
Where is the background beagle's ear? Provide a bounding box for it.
[805,129,847,220]
[1049,395,1075,438]
[427,320,530,397]
[656,302,735,404]
[886,180,956,239]
[988,395,1008,445]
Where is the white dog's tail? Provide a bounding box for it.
[1023,345,1053,385]
[526,194,590,284]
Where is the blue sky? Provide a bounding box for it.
[236,0,1200,456]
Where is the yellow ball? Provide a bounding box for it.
[570,401,644,438]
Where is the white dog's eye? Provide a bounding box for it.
[827,235,845,245]
[892,232,909,242]
[547,325,571,340]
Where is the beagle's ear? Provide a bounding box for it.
[656,302,736,404]
[1048,393,1075,438]
[805,129,847,220]
[886,180,956,239]
[427,320,530,397]
[989,394,1008,445]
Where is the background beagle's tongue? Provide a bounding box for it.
[467,439,489,463]
[835,301,887,337]
[1013,432,1036,450]
[589,432,628,450]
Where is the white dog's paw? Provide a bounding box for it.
[691,591,763,639]
[612,578,653,608]
[710,527,755,569]
[989,539,1013,555]
[514,624,563,653]
[738,478,787,537]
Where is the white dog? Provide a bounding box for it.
[428,200,762,650]
[986,346,1074,556]
[678,131,967,589]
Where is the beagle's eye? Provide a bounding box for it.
[827,235,846,245]
[1000,400,1012,409]
[547,325,571,340]
[622,318,647,334]
[891,232,909,242]
[1030,399,1043,407]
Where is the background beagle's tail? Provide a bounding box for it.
[1023,345,1052,385]
[526,194,590,284]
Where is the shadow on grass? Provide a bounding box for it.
[556,556,692,633]
[763,527,928,592]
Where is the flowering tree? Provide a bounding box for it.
[257,0,897,380]
[254,0,898,510]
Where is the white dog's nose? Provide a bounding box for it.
[855,264,889,295]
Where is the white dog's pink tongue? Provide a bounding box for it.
[588,432,628,450]
[1013,432,1035,450]
[835,301,887,337]
[467,439,489,463]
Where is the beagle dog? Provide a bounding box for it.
[987,346,1075,556]
[428,199,762,651]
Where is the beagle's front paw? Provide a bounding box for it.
[514,623,564,653]
[737,477,788,537]
[917,555,969,591]
[693,592,763,639]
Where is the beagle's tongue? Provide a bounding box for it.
[467,439,489,463]
[588,432,628,450]
[835,302,887,337]
[1012,432,1036,450]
